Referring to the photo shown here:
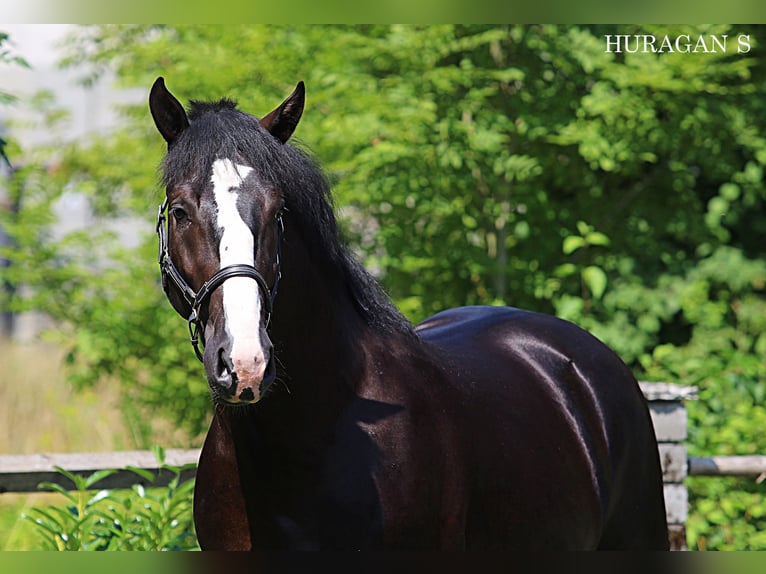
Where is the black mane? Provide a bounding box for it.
[161,99,414,337]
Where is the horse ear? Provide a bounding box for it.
[259,81,305,144]
[149,77,189,145]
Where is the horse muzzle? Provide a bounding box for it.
[205,329,277,405]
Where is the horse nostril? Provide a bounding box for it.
[216,348,235,393]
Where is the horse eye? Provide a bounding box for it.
[170,207,189,223]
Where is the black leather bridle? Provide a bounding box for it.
[156,198,283,362]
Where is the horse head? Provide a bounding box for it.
[149,77,304,405]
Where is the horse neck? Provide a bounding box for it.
[237,223,376,448]
[274,274,368,401]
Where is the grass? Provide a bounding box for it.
[0,338,134,455]
[0,337,196,550]
[0,493,60,550]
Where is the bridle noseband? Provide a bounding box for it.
[156,198,283,362]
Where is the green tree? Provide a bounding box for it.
[0,31,28,166]
[0,31,31,166]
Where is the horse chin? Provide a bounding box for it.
[215,394,260,408]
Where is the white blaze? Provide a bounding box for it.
[211,158,265,376]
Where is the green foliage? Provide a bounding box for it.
[23,447,198,551]
[1,31,30,102]
[637,247,766,549]
[0,31,30,166]
[3,25,766,549]
[687,478,766,551]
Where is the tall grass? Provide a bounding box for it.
[0,338,134,455]
[0,338,197,549]
[0,338,130,549]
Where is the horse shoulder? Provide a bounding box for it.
[340,334,475,548]
[193,410,254,550]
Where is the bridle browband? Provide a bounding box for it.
[156,198,283,362]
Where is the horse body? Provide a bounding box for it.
[195,304,667,550]
[149,78,669,550]
[417,306,668,549]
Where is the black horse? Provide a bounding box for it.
[149,77,669,550]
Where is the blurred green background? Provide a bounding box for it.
[1,24,765,550]
[3,1,766,25]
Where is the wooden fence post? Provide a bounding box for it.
[639,382,698,551]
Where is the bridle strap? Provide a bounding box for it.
[187,264,273,362]
[193,264,272,322]
[157,200,197,310]
[157,199,283,362]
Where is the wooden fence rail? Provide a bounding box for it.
[1,383,762,550]
[688,456,766,479]
[2,450,763,494]
[0,449,199,493]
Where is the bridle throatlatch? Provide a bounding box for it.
[156,199,283,362]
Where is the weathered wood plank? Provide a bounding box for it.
[667,524,687,551]
[647,402,688,442]
[0,449,199,493]
[639,382,699,402]
[664,483,688,525]
[688,455,766,477]
[658,443,687,483]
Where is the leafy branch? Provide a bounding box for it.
[23,446,199,551]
